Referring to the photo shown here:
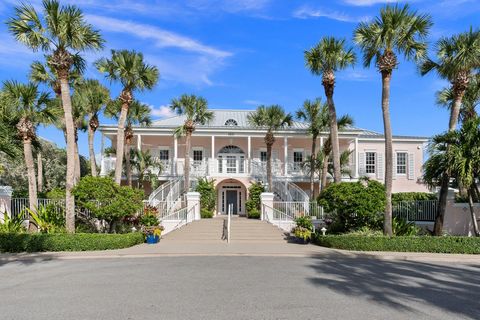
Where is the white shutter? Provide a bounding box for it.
[408,153,415,180]
[393,152,397,180]
[204,148,209,160]
[359,152,366,176]
[376,153,384,180]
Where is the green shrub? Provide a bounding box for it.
[201,208,214,219]
[294,227,312,242]
[46,187,66,200]
[26,205,65,233]
[247,208,260,219]
[392,192,436,204]
[313,235,480,254]
[73,176,144,233]
[245,200,257,214]
[392,217,420,236]
[195,178,216,211]
[0,212,25,233]
[246,182,265,215]
[346,226,383,237]
[294,216,314,231]
[318,179,385,232]
[140,213,160,227]
[0,232,144,252]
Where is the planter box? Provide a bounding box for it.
[146,234,160,244]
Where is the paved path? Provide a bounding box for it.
[1,255,479,319]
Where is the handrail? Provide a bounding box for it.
[223,203,232,243]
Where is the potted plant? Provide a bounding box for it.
[140,209,164,244]
[292,216,314,244]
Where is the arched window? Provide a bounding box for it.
[218,145,244,154]
[224,119,238,126]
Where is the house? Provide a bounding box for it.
[99,109,428,215]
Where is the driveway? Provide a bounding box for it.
[0,254,479,319]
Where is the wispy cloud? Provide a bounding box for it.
[149,104,175,118]
[342,0,399,6]
[186,0,271,13]
[243,99,263,106]
[293,6,370,22]
[339,70,374,82]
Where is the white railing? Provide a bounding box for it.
[10,198,96,219]
[393,200,438,222]
[271,180,310,203]
[262,203,295,232]
[273,201,324,220]
[287,182,310,203]
[160,203,197,235]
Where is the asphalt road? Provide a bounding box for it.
[1,255,479,320]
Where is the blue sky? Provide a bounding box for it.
[1,0,480,157]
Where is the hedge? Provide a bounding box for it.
[0,232,144,253]
[314,235,480,254]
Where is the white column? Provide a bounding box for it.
[284,136,288,175]
[247,136,251,173]
[101,133,105,155]
[260,192,275,221]
[355,137,359,178]
[186,192,201,221]
[320,136,324,148]
[137,134,142,151]
[211,136,215,159]
[174,136,178,175]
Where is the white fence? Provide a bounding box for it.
[393,200,438,222]
[10,198,98,219]
[272,201,324,220]
[160,203,197,235]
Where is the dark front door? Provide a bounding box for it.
[226,190,238,215]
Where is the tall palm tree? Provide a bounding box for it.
[305,37,356,184]
[3,81,51,212]
[296,98,328,198]
[131,150,162,190]
[96,50,159,185]
[0,92,22,160]
[248,105,292,192]
[73,79,110,176]
[420,30,480,235]
[354,4,432,236]
[106,100,151,186]
[437,74,480,123]
[8,0,104,233]
[170,94,214,192]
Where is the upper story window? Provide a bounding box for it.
[225,119,238,126]
[159,149,169,161]
[396,152,407,174]
[193,150,203,161]
[260,151,267,162]
[366,152,376,174]
[293,151,303,163]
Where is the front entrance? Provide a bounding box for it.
[226,190,238,214]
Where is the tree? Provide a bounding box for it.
[420,30,480,235]
[3,81,51,212]
[8,0,105,233]
[73,79,110,177]
[437,74,480,123]
[0,92,22,161]
[296,98,328,198]
[105,99,151,186]
[170,94,214,192]
[96,50,159,185]
[305,37,356,185]
[354,4,432,236]
[248,105,292,192]
[131,149,162,190]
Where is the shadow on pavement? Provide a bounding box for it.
[307,253,480,318]
[0,254,57,267]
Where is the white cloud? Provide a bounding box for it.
[186,0,271,13]
[243,99,262,106]
[342,0,399,6]
[149,104,176,118]
[293,6,370,22]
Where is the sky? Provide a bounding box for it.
[0,0,480,157]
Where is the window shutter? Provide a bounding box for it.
[204,148,209,160]
[393,152,397,180]
[408,153,415,180]
[376,153,384,180]
[359,152,366,176]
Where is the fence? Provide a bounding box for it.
[10,198,97,219]
[272,201,324,220]
[392,200,438,222]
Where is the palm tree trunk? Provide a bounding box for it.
[266,142,273,192]
[88,115,97,177]
[114,101,129,184]
[321,154,329,191]
[125,143,132,187]
[74,134,81,184]
[59,77,76,233]
[381,72,393,236]
[37,151,43,193]
[433,89,466,235]
[184,132,192,193]
[467,189,480,237]
[23,139,38,212]
[326,94,341,184]
[310,136,317,199]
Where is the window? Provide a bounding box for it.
[260,151,267,162]
[293,151,303,170]
[159,149,169,161]
[366,152,376,174]
[224,119,238,126]
[396,152,407,174]
[193,150,203,161]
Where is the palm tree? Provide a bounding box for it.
[8,0,104,233]
[296,98,328,198]
[421,30,480,235]
[354,4,432,236]
[170,94,214,192]
[305,37,356,185]
[106,100,152,186]
[0,92,22,160]
[95,50,159,185]
[73,79,110,177]
[3,81,51,212]
[437,74,480,123]
[248,105,292,192]
[131,150,162,190]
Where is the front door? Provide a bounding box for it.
[226,190,238,215]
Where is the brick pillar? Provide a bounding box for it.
[0,186,13,222]
[186,192,201,221]
[260,192,274,221]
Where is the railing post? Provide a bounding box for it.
[260,192,274,221]
[0,186,12,222]
[186,192,201,221]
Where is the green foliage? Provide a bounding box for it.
[195,178,216,211]
[313,235,480,254]
[73,176,144,231]
[318,179,386,232]
[346,226,383,237]
[46,187,66,200]
[200,208,214,219]
[104,147,116,156]
[294,227,312,242]
[26,205,65,233]
[247,182,265,214]
[0,233,144,253]
[392,217,420,236]
[0,212,25,233]
[294,216,314,231]
[140,213,159,227]
[392,192,436,204]
[247,208,260,219]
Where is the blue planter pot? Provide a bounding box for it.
[146,234,160,244]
